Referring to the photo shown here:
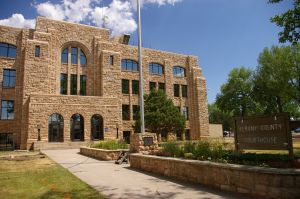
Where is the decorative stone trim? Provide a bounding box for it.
[80,146,129,161]
[130,154,300,199]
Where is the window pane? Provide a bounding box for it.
[70,74,77,95]
[121,59,138,72]
[109,55,113,65]
[122,105,130,120]
[35,46,40,57]
[80,50,87,65]
[71,47,78,64]
[158,83,165,92]
[149,82,156,91]
[1,100,14,120]
[0,46,7,57]
[80,75,86,95]
[3,69,16,87]
[173,66,185,77]
[132,62,138,71]
[8,45,16,58]
[61,48,68,64]
[174,84,180,97]
[122,79,129,94]
[182,85,187,97]
[132,80,139,94]
[183,107,189,120]
[60,73,67,94]
[133,105,140,120]
[121,60,127,70]
[149,63,163,75]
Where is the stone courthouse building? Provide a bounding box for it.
[0,17,209,150]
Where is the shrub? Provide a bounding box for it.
[193,141,211,160]
[161,141,183,157]
[91,140,128,150]
[183,142,195,154]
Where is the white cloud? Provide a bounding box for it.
[91,0,137,36]
[0,14,35,29]
[0,0,182,35]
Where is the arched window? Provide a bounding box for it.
[70,114,84,141]
[173,66,186,77]
[149,63,164,75]
[61,47,87,66]
[91,114,104,140]
[0,42,17,58]
[48,113,64,142]
[121,59,138,71]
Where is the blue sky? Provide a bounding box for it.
[0,0,293,103]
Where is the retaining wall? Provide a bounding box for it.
[130,154,300,199]
[80,147,128,161]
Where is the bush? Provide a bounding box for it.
[91,140,128,150]
[194,141,211,160]
[161,141,183,157]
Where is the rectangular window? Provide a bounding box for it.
[1,100,14,120]
[132,80,139,95]
[185,129,190,140]
[80,75,86,96]
[35,46,40,57]
[133,105,140,120]
[70,74,77,95]
[3,69,16,88]
[109,55,114,65]
[71,47,78,64]
[158,83,165,92]
[60,73,67,95]
[122,79,129,94]
[182,85,187,97]
[149,82,156,91]
[174,84,180,97]
[183,106,189,120]
[122,104,130,120]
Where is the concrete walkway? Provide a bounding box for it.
[43,149,253,199]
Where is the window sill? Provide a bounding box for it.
[0,119,15,121]
[2,86,15,89]
[0,56,16,60]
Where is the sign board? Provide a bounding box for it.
[234,113,293,156]
[143,137,153,146]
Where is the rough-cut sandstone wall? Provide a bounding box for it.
[0,17,209,149]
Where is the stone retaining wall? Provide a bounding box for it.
[80,147,128,161]
[130,154,300,199]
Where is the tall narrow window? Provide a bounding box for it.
[1,100,14,120]
[122,105,130,120]
[183,107,189,120]
[132,80,139,94]
[80,75,86,96]
[3,69,16,88]
[35,46,40,57]
[174,84,180,97]
[60,73,67,95]
[182,85,187,97]
[133,105,140,120]
[70,74,77,95]
[158,83,165,92]
[49,113,64,142]
[80,49,87,66]
[61,48,68,64]
[0,43,16,58]
[149,82,156,91]
[122,79,129,94]
[71,47,78,64]
[109,55,114,65]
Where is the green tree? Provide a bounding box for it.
[254,44,300,118]
[216,67,261,116]
[134,90,186,139]
[269,0,300,44]
[208,103,233,131]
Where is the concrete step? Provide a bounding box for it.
[34,141,93,150]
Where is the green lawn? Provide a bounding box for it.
[0,152,105,199]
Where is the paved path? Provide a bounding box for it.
[43,149,252,199]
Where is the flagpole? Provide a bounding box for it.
[137,0,145,134]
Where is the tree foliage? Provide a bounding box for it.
[208,103,234,131]
[134,90,186,137]
[269,0,300,44]
[216,67,261,117]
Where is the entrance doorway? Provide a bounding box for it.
[91,114,104,140]
[70,114,84,141]
[48,113,64,142]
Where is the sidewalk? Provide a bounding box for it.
[43,149,252,199]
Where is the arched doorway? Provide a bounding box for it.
[70,114,84,141]
[48,113,64,142]
[91,114,104,140]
